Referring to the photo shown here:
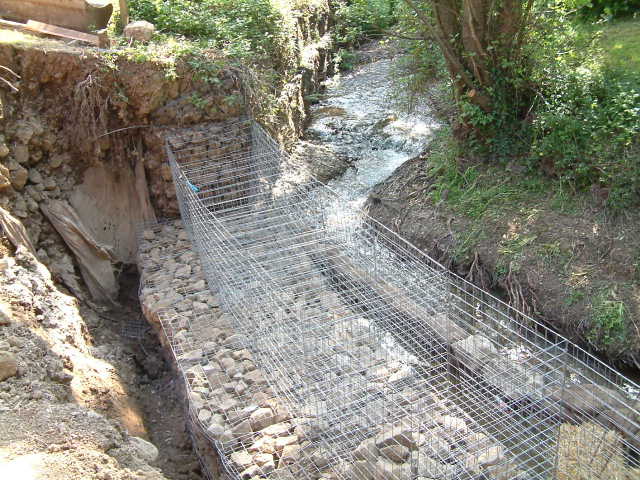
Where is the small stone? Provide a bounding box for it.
[129,436,159,463]
[278,444,300,468]
[464,432,491,453]
[11,165,28,190]
[220,357,236,372]
[239,465,260,480]
[43,178,56,191]
[124,20,156,42]
[14,144,29,164]
[262,422,290,437]
[249,436,276,454]
[0,304,11,326]
[49,153,68,169]
[0,142,9,158]
[465,445,505,472]
[235,381,247,396]
[274,435,298,453]
[245,369,266,386]
[160,164,172,181]
[250,407,278,431]
[218,397,238,413]
[198,408,212,424]
[232,419,252,437]
[175,264,191,279]
[28,169,43,184]
[436,415,468,435]
[254,453,273,466]
[0,351,17,381]
[231,450,253,469]
[0,172,10,191]
[354,437,379,461]
[451,334,498,372]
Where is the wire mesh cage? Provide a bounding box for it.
[136,119,640,480]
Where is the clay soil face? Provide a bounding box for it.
[366,152,640,369]
[0,236,203,480]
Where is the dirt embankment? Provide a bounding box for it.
[366,155,640,370]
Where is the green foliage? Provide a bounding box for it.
[128,0,280,58]
[588,287,628,348]
[528,11,640,210]
[562,0,640,18]
[334,0,398,46]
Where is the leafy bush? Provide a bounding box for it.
[334,0,397,46]
[562,0,640,18]
[129,0,280,58]
[527,9,640,209]
[531,68,640,201]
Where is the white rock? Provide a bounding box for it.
[278,444,301,468]
[250,407,278,431]
[436,415,468,435]
[465,445,504,472]
[451,334,498,372]
[124,20,155,42]
[198,408,212,423]
[230,450,253,469]
[354,437,379,461]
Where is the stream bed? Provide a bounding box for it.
[306,54,437,225]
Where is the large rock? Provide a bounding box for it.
[290,140,350,183]
[0,351,17,381]
[375,421,416,449]
[483,356,545,401]
[451,334,498,373]
[124,21,156,43]
[550,383,627,419]
[250,407,278,431]
[128,436,159,463]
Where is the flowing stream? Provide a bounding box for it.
[306,55,438,221]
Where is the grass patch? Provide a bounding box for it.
[588,286,628,349]
[426,127,549,221]
[597,17,640,74]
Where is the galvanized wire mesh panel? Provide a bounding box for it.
[137,119,640,480]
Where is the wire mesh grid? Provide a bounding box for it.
[136,119,640,480]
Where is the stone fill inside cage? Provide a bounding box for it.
[137,119,640,480]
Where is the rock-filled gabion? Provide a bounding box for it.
[139,120,640,480]
[138,220,528,480]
